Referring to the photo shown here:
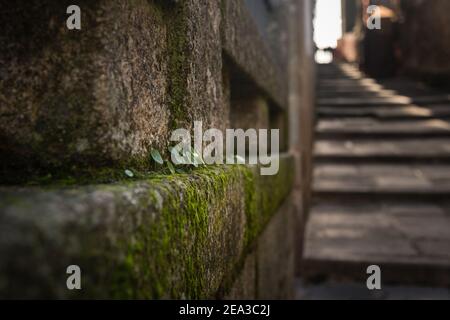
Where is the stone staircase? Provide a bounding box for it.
[302,63,450,288]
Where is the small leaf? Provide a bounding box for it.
[167,161,176,174]
[176,168,186,174]
[124,169,134,178]
[150,149,164,165]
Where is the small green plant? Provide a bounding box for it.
[166,161,176,174]
[150,149,164,165]
[150,146,206,175]
[149,146,247,175]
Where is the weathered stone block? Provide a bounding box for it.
[0,156,294,299]
[181,0,228,132]
[0,0,171,174]
[256,196,295,299]
[230,96,269,130]
[224,196,296,300]
[221,0,286,109]
[224,252,257,300]
[0,0,290,184]
[0,0,230,180]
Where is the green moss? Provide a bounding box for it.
[107,165,243,299]
[106,158,294,299]
[0,157,295,299]
[65,158,293,299]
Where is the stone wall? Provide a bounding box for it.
[0,0,315,299]
[0,0,229,180]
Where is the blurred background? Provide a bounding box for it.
[298,0,450,299]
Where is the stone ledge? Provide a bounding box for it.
[0,155,294,299]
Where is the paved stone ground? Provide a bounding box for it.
[315,138,450,161]
[300,63,450,297]
[296,280,450,300]
[318,104,450,120]
[314,164,450,195]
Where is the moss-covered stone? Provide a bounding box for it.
[0,155,294,299]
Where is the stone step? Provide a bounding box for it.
[377,78,443,97]
[317,105,450,120]
[318,79,378,86]
[316,118,450,139]
[313,163,450,198]
[302,200,450,287]
[318,95,450,107]
[317,75,364,81]
[317,76,362,82]
[317,84,368,90]
[317,91,398,99]
[317,84,384,93]
[296,280,450,300]
[314,138,450,162]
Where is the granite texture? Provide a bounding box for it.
[0,156,294,299]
